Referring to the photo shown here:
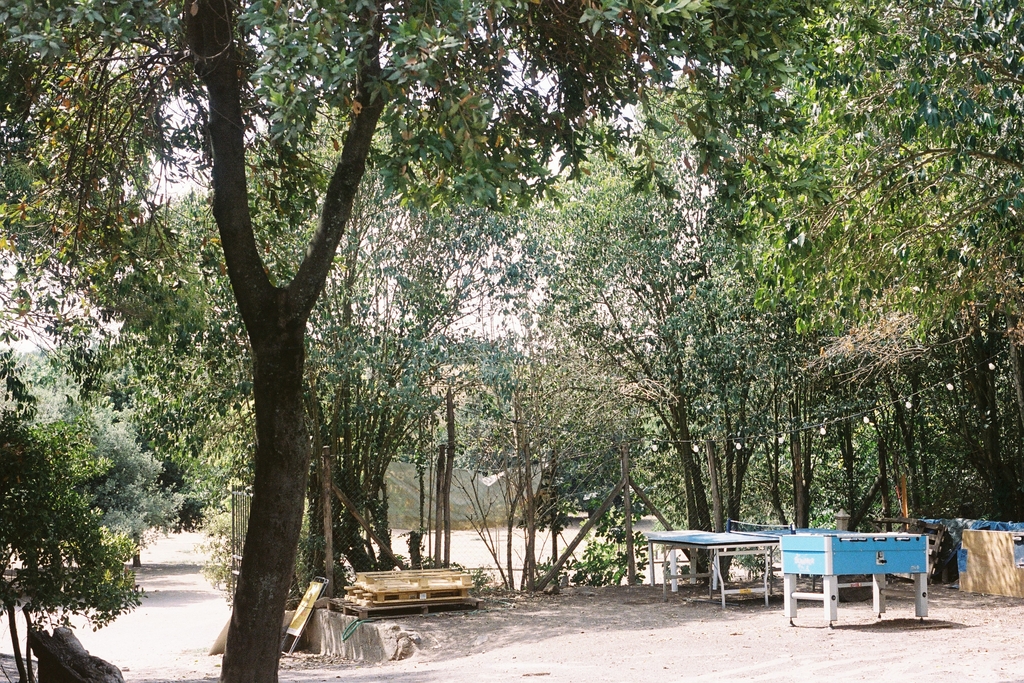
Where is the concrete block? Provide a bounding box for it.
[303,609,419,663]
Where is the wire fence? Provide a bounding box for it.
[230,488,252,598]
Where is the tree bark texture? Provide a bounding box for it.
[28,627,124,683]
[184,0,385,678]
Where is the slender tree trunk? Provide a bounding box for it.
[418,455,425,533]
[769,391,788,525]
[444,387,456,567]
[788,389,813,529]
[434,445,445,566]
[669,391,710,531]
[23,610,33,683]
[706,441,724,533]
[521,426,536,590]
[8,605,27,683]
[769,437,788,525]
[877,426,892,526]
[1007,313,1024,432]
[506,495,516,590]
[790,432,806,529]
[888,375,920,514]
[839,419,855,514]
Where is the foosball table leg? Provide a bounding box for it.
[913,572,928,618]
[872,573,887,617]
[783,573,797,621]
[823,574,838,626]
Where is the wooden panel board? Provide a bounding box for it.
[961,530,1024,598]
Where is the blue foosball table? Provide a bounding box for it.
[780,533,928,626]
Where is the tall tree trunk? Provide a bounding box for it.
[185,0,385,677]
[224,335,309,681]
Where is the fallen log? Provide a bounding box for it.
[27,628,124,683]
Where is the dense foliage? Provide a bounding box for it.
[4,0,1024,674]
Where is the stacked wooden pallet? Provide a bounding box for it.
[344,569,472,607]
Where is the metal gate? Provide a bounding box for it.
[230,488,252,598]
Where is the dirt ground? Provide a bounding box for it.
[3,533,1023,683]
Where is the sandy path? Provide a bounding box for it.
[0,532,230,683]
[4,533,1024,683]
[279,583,1024,683]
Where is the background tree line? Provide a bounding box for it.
[4,0,1024,679]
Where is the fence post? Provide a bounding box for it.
[621,442,636,585]
[321,446,334,597]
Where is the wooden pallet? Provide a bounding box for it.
[328,597,482,619]
[353,569,472,588]
[345,586,470,606]
[344,569,473,606]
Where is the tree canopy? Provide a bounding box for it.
[11,0,1024,678]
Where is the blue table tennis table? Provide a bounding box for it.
[645,528,789,607]
[646,525,930,624]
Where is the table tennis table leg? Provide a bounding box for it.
[763,548,770,606]
[872,573,886,617]
[713,551,724,606]
[824,574,838,625]
[783,573,797,621]
[648,541,655,587]
[914,572,928,618]
[670,549,678,593]
[711,550,719,591]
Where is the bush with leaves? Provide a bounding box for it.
[0,409,139,672]
[566,498,648,587]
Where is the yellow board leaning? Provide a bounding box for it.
[283,577,328,654]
